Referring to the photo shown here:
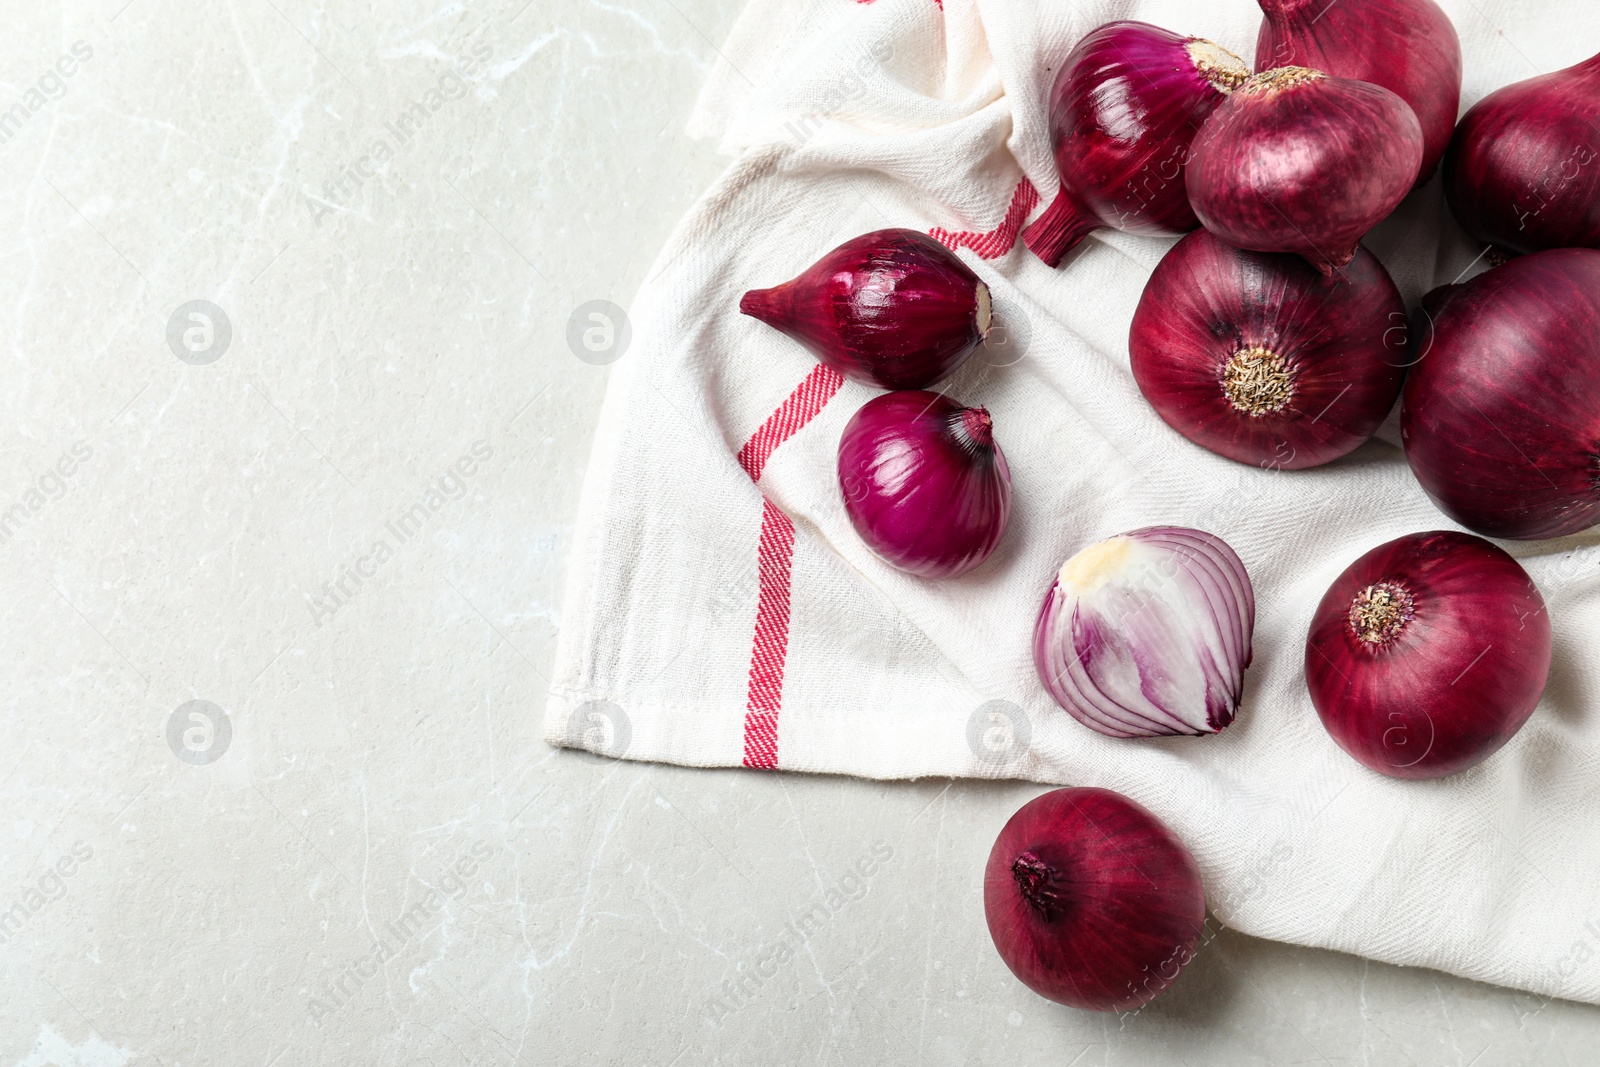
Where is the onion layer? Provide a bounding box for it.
[1255,0,1462,187]
[984,787,1206,1012]
[1186,67,1423,275]
[1130,229,1407,469]
[1022,21,1248,267]
[741,229,991,390]
[1444,52,1600,256]
[1305,531,1551,780]
[1401,248,1600,539]
[1034,527,1255,738]
[837,391,1011,579]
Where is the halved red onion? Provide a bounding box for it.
[1401,248,1600,539]
[1129,229,1407,469]
[1034,527,1254,738]
[1305,531,1551,780]
[1022,21,1248,267]
[1445,52,1600,256]
[1255,0,1462,187]
[837,391,1011,579]
[984,787,1206,1012]
[1186,68,1423,275]
[741,229,991,390]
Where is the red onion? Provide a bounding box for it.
[984,787,1205,1012]
[1129,229,1407,469]
[740,229,990,390]
[1034,527,1254,738]
[1401,248,1600,539]
[837,391,1010,579]
[1022,21,1248,267]
[1305,531,1551,780]
[1255,0,1462,187]
[1444,53,1600,257]
[1186,68,1423,275]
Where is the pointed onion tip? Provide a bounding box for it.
[738,285,785,325]
[1309,244,1359,276]
[959,406,994,447]
[1022,192,1096,267]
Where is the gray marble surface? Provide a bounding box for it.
[4,0,1600,1064]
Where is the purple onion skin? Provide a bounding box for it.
[1256,0,1462,188]
[1022,21,1248,267]
[1444,54,1600,257]
[984,788,1205,1012]
[1401,249,1600,539]
[1129,229,1407,469]
[837,391,1010,579]
[740,228,990,391]
[1306,532,1551,780]
[1186,69,1424,276]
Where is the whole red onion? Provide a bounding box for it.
[1255,0,1462,187]
[1401,248,1600,539]
[1129,229,1407,469]
[1022,21,1248,267]
[1186,68,1423,275]
[741,229,991,390]
[1034,527,1254,738]
[1444,53,1600,256]
[984,787,1205,1012]
[837,391,1010,579]
[1305,531,1551,780]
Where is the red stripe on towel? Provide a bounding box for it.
[736,363,845,769]
[737,363,845,481]
[929,178,1040,259]
[741,498,796,768]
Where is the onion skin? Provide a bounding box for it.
[1034,527,1255,738]
[1022,21,1248,267]
[1130,229,1407,469]
[1305,532,1551,780]
[1444,53,1600,257]
[837,391,1010,579]
[1186,68,1424,276]
[1255,0,1462,187]
[741,229,991,390]
[984,788,1205,1012]
[1401,249,1600,539]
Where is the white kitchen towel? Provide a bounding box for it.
[546,0,1600,1004]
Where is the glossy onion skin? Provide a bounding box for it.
[1129,229,1407,469]
[1186,70,1424,275]
[1255,0,1462,187]
[837,391,1011,579]
[1022,21,1247,267]
[1305,531,1551,780]
[984,788,1206,1012]
[1444,54,1600,256]
[1401,249,1600,539]
[740,228,989,390]
[1034,527,1255,738]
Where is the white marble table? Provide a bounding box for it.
[3,0,1599,1063]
